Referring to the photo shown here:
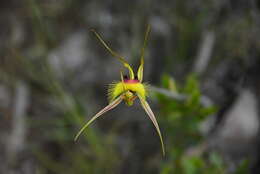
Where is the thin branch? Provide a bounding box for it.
[193,30,215,75]
[149,86,187,101]
[7,81,30,162]
[150,85,213,107]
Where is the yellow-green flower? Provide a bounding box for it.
[75,26,165,155]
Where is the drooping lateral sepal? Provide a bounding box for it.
[74,94,124,141]
[137,93,165,156]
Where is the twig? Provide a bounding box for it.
[150,85,213,107]
[7,81,30,162]
[193,30,215,75]
[149,86,187,101]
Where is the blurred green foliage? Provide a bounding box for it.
[157,74,249,174]
[157,74,221,174]
[29,65,121,174]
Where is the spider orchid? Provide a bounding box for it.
[74,26,165,155]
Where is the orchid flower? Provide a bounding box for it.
[74,26,165,155]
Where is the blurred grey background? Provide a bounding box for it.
[0,0,260,174]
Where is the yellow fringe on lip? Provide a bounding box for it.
[108,81,148,103]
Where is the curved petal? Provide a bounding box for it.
[137,94,165,156]
[74,95,123,141]
[137,25,150,82]
[91,29,135,79]
[137,59,144,82]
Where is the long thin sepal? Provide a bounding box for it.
[91,29,135,79]
[74,95,123,141]
[137,25,151,82]
[137,94,165,156]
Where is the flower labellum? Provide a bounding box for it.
[74,25,165,156]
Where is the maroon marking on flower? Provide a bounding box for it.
[123,79,140,83]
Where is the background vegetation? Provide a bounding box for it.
[0,0,259,173]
